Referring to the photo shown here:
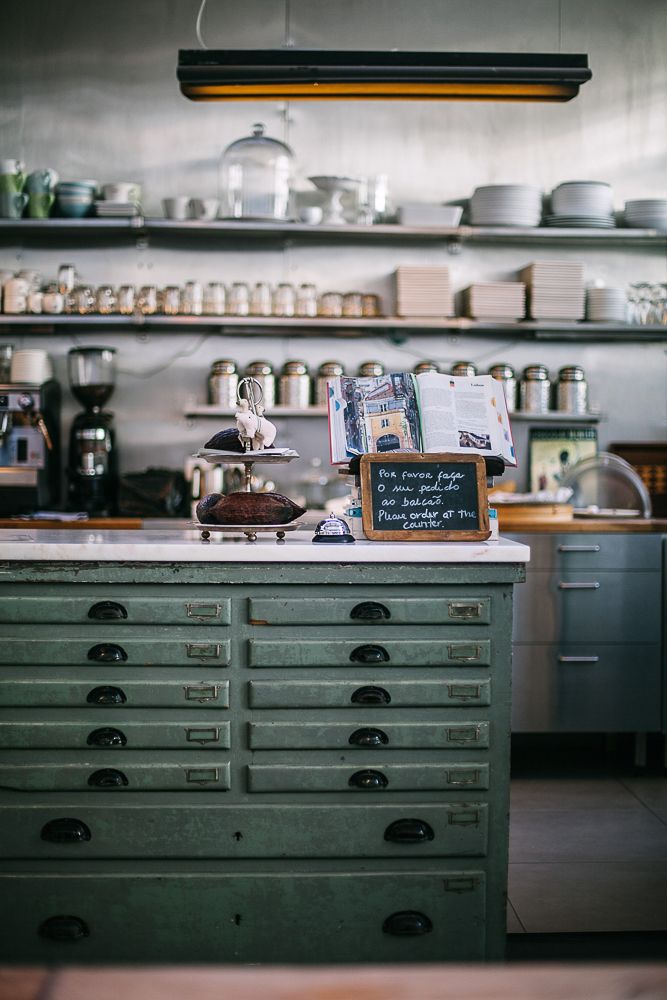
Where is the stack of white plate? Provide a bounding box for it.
[469,185,542,227]
[586,286,627,322]
[94,201,141,217]
[463,282,526,320]
[395,266,454,317]
[10,349,53,383]
[546,181,616,228]
[519,261,585,320]
[624,199,667,231]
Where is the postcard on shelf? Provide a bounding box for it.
[327,371,516,467]
[529,426,598,492]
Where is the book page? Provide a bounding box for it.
[327,372,421,464]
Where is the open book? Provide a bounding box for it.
[327,371,516,466]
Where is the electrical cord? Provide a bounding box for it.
[196,0,208,49]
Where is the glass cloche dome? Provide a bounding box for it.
[220,123,294,221]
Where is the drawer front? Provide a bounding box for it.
[508,533,661,571]
[0,629,231,666]
[513,570,660,643]
[248,678,491,709]
[0,669,230,708]
[0,588,232,626]
[248,639,491,668]
[0,868,486,963]
[248,762,489,793]
[0,711,230,750]
[249,596,491,626]
[0,802,489,858]
[247,721,489,750]
[512,643,661,732]
[0,751,230,791]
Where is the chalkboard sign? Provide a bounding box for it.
[360,453,490,541]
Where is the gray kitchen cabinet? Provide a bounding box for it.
[0,558,524,964]
[508,532,663,735]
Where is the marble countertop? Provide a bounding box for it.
[0,528,530,564]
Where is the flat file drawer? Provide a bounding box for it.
[0,627,231,666]
[0,802,489,858]
[0,669,229,708]
[248,720,489,750]
[0,710,230,749]
[0,587,231,625]
[249,596,491,626]
[0,751,230,791]
[248,639,491,668]
[512,643,662,733]
[0,867,487,964]
[248,762,489,793]
[248,678,491,709]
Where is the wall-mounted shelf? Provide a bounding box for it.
[1,217,666,246]
[185,404,601,424]
[1,313,665,342]
[510,411,602,423]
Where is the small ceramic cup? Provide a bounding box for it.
[27,192,55,218]
[162,196,190,220]
[0,191,27,217]
[25,169,58,194]
[102,181,141,203]
[189,197,219,221]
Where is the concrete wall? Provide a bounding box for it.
[1,0,666,494]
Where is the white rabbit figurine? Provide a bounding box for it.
[253,405,277,450]
[235,399,259,449]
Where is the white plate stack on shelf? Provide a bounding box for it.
[623,199,667,231]
[94,201,141,218]
[469,185,543,227]
[462,282,526,320]
[546,181,616,228]
[395,266,454,317]
[519,261,586,320]
[586,286,627,322]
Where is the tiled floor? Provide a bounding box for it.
[508,772,667,934]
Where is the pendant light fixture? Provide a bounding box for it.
[178,49,591,103]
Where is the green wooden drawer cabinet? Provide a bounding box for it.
[0,558,524,964]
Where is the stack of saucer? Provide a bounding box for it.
[395,266,454,317]
[10,348,53,384]
[546,181,616,228]
[463,282,526,320]
[623,199,667,231]
[469,185,542,227]
[586,286,627,322]
[519,261,585,320]
[94,201,141,217]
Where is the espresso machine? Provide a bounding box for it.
[67,346,118,514]
[0,380,61,513]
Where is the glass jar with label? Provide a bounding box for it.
[450,361,478,377]
[358,361,384,377]
[228,282,249,316]
[315,361,344,406]
[117,285,135,315]
[243,360,275,409]
[489,363,518,413]
[557,365,588,414]
[203,282,226,316]
[162,286,181,316]
[296,283,318,318]
[318,291,344,318]
[342,291,363,318]
[250,282,272,317]
[208,359,239,408]
[279,360,311,408]
[272,283,295,317]
[414,360,440,375]
[520,364,551,413]
[180,281,203,316]
[96,286,116,315]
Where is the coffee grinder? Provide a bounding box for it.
[67,346,118,514]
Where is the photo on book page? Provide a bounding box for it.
[330,373,421,462]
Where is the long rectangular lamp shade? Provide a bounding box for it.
[178,50,591,102]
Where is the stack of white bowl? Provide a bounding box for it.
[546,181,616,228]
[395,266,454,317]
[586,286,627,322]
[462,282,526,320]
[9,348,53,384]
[519,261,586,320]
[624,199,667,231]
[469,185,543,227]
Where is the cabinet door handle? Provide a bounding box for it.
[350,644,390,664]
[87,768,128,787]
[348,727,389,747]
[348,769,388,790]
[351,685,391,705]
[38,915,89,941]
[87,727,127,747]
[87,643,128,663]
[40,818,91,844]
[558,544,601,553]
[87,600,127,620]
[350,601,390,621]
[558,655,600,664]
[384,818,434,844]
[86,685,127,705]
[558,581,600,590]
[382,911,432,936]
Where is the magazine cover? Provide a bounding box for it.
[529,427,598,492]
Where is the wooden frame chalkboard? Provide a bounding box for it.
[360,453,490,541]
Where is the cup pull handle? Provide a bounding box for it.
[384,818,434,844]
[87,768,128,787]
[382,911,432,936]
[351,686,391,705]
[87,643,128,663]
[86,685,127,705]
[40,818,91,844]
[38,915,89,941]
[350,602,390,621]
[87,727,127,747]
[350,644,390,664]
[87,601,128,620]
[348,727,389,747]
[348,769,388,790]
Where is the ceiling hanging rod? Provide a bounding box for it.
[177,49,591,102]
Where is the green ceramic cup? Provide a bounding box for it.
[0,191,28,218]
[0,172,25,194]
[27,192,55,218]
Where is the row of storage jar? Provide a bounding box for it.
[439,361,589,414]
